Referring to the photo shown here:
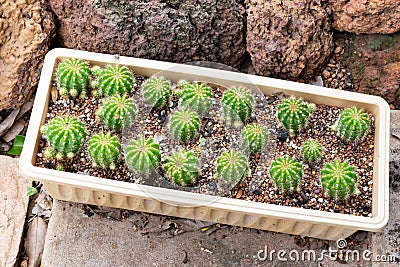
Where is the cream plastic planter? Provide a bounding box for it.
[19,48,390,240]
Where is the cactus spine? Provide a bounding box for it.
[56,58,91,98]
[241,123,269,154]
[125,136,161,174]
[97,95,137,130]
[88,132,121,169]
[277,96,315,136]
[96,65,134,96]
[180,82,213,115]
[335,107,371,143]
[142,77,172,108]
[169,109,200,143]
[216,150,248,185]
[321,160,358,199]
[301,139,323,164]
[41,116,86,160]
[164,150,200,186]
[269,156,303,191]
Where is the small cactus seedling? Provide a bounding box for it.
[335,107,371,143]
[56,58,91,98]
[169,109,200,143]
[88,132,121,169]
[221,87,253,124]
[96,65,134,96]
[241,123,269,154]
[43,147,56,159]
[301,139,323,164]
[216,150,248,185]
[125,136,161,174]
[97,95,137,130]
[321,159,358,199]
[277,96,315,136]
[41,116,86,160]
[269,156,303,191]
[164,150,200,186]
[91,65,103,78]
[142,77,172,108]
[180,82,212,115]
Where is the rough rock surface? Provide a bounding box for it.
[330,0,400,34]
[0,0,55,111]
[0,156,30,266]
[48,0,246,68]
[245,0,334,79]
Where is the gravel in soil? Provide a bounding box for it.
[35,74,375,217]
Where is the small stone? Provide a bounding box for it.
[322,70,330,79]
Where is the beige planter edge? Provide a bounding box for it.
[19,48,390,240]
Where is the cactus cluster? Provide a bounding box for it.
[221,87,253,125]
[41,116,86,160]
[241,123,269,154]
[96,65,134,97]
[277,96,315,136]
[142,77,172,108]
[164,150,200,186]
[335,107,371,143]
[216,150,248,185]
[97,94,137,130]
[56,58,91,98]
[169,109,200,143]
[301,139,323,164]
[269,156,303,191]
[180,82,213,115]
[88,132,121,169]
[125,136,161,174]
[321,160,358,199]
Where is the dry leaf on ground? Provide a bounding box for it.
[25,217,47,267]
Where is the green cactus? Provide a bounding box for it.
[97,95,137,130]
[301,139,323,164]
[335,107,371,143]
[88,132,121,169]
[142,77,172,108]
[321,159,358,199]
[43,147,56,160]
[164,150,200,186]
[221,87,253,125]
[125,136,161,174]
[169,109,200,143]
[269,156,303,191]
[241,123,269,154]
[216,150,248,185]
[56,58,91,98]
[96,65,134,97]
[91,65,103,78]
[180,82,213,115]
[277,96,315,136]
[41,116,86,160]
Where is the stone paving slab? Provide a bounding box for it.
[0,156,30,267]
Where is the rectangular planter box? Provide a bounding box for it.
[19,48,390,240]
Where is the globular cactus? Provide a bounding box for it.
[216,150,248,185]
[180,82,212,115]
[241,123,269,154]
[97,95,137,131]
[142,77,172,108]
[96,65,134,97]
[221,87,253,125]
[88,132,121,169]
[43,147,56,159]
[269,156,303,191]
[90,65,103,78]
[277,96,315,136]
[164,150,200,186]
[301,139,323,164]
[335,107,371,143]
[169,109,200,143]
[125,136,161,174]
[321,159,358,199]
[56,58,91,98]
[41,116,86,160]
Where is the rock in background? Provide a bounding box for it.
[330,0,400,34]
[48,0,246,68]
[0,0,55,111]
[245,0,334,79]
